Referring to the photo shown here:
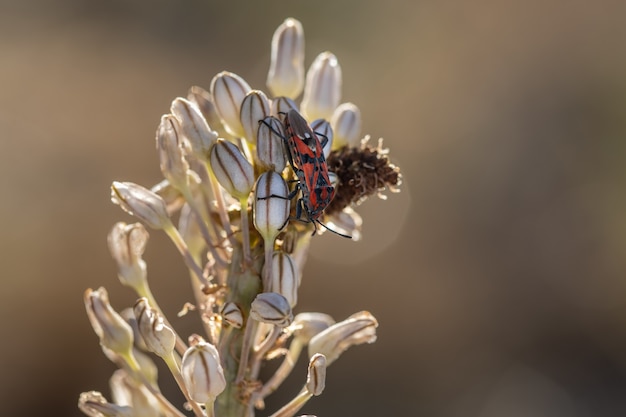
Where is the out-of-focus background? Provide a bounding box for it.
[2,0,626,416]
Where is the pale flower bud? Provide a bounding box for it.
[78,391,133,417]
[240,90,271,144]
[156,114,189,191]
[181,339,226,403]
[306,353,326,396]
[133,298,176,358]
[292,312,336,344]
[301,52,342,121]
[270,251,298,307]
[210,71,252,137]
[111,182,171,230]
[271,96,299,116]
[170,97,218,160]
[331,102,362,148]
[308,311,378,365]
[328,206,363,241]
[257,116,286,172]
[250,292,293,327]
[309,118,333,158]
[107,222,148,290]
[253,171,290,242]
[267,18,305,98]
[209,139,255,199]
[220,302,243,328]
[110,369,161,416]
[187,85,230,139]
[84,287,134,358]
[150,179,185,214]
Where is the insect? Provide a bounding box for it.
[260,109,350,238]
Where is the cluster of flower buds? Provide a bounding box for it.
[81,17,400,417]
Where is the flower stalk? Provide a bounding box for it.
[81,17,401,417]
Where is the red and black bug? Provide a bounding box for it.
[259,109,350,238]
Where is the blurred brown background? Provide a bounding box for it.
[2,0,626,416]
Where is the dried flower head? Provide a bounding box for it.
[81,17,402,417]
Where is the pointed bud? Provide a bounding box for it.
[107,222,148,291]
[328,207,362,241]
[110,369,161,416]
[220,302,243,328]
[170,97,218,161]
[270,251,298,307]
[111,182,171,230]
[271,96,299,116]
[331,102,362,148]
[156,114,189,191]
[187,86,230,139]
[308,311,378,365]
[267,18,305,98]
[306,354,326,396]
[133,298,176,358]
[301,52,342,121]
[181,339,226,403]
[253,171,290,242]
[209,139,255,199]
[292,312,336,343]
[309,119,333,158]
[84,287,135,358]
[78,391,133,417]
[240,90,271,144]
[257,116,286,172]
[250,292,293,327]
[210,71,252,137]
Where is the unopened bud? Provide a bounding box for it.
[257,116,286,172]
[150,179,185,214]
[309,119,333,158]
[133,298,176,358]
[267,18,305,98]
[327,207,362,241]
[306,353,326,396]
[111,182,171,230]
[156,114,189,191]
[209,139,255,199]
[308,311,378,365]
[187,86,230,138]
[250,292,293,327]
[240,90,270,144]
[170,97,218,160]
[210,71,251,137]
[84,287,134,358]
[271,96,299,116]
[270,251,298,306]
[220,302,243,328]
[301,52,342,121]
[331,102,362,148]
[181,340,226,403]
[292,312,336,344]
[78,391,133,417]
[253,171,290,242]
[110,369,161,416]
[107,222,148,291]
